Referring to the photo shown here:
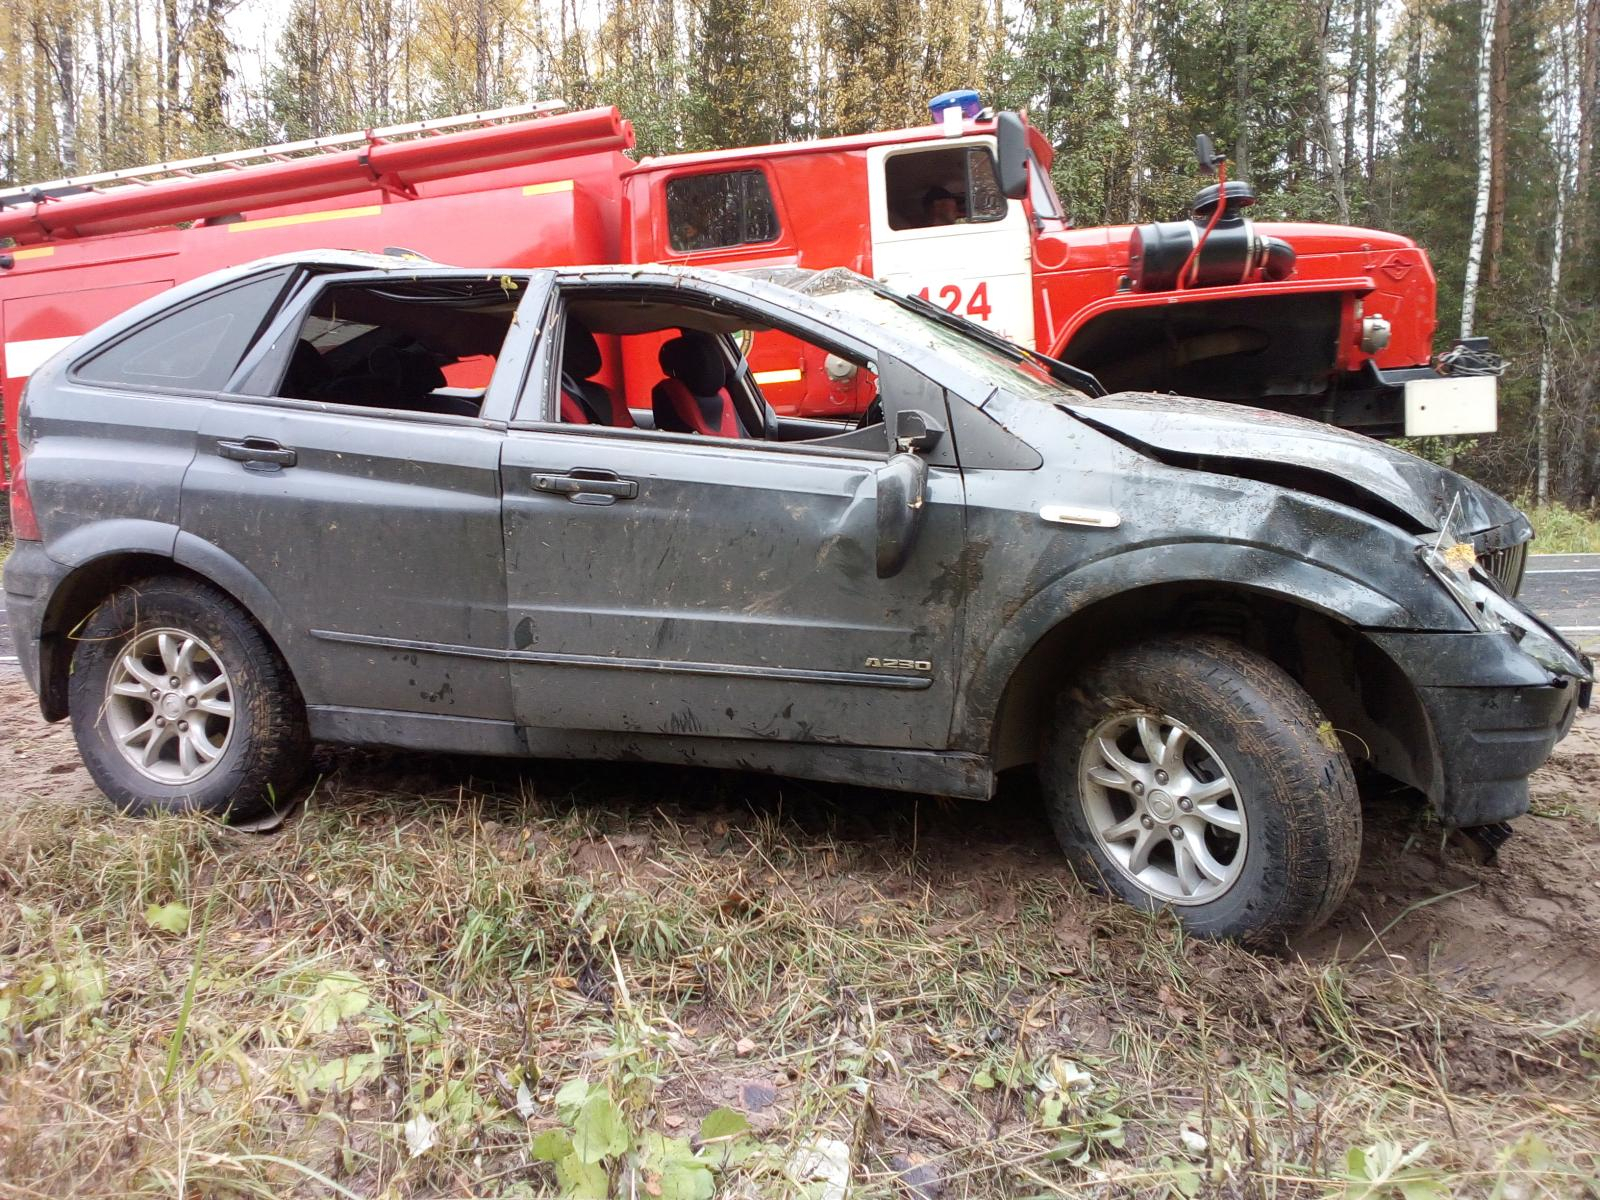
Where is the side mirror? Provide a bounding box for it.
[996,111,1029,201]
[876,452,929,578]
[1195,133,1225,176]
[894,408,945,453]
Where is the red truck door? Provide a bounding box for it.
[864,137,1035,348]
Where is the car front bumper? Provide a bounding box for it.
[1369,628,1591,827]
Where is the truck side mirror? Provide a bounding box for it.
[996,112,1029,201]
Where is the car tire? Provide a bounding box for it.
[68,575,310,821]
[1042,634,1360,949]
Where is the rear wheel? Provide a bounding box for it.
[1043,635,1360,948]
[68,575,309,820]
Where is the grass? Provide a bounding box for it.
[1522,501,1600,554]
[1,749,1596,1199]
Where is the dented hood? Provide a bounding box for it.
[1064,392,1528,541]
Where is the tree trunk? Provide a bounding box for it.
[1574,0,1599,257]
[1538,12,1579,505]
[1311,0,1349,222]
[1460,0,1496,340]
[1363,0,1377,182]
[1234,0,1250,178]
[162,0,180,154]
[1345,0,1361,178]
[1486,0,1509,287]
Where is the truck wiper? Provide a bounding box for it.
[884,285,1106,398]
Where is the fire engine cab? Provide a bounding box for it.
[0,94,1498,491]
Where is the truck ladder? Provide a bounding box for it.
[0,100,568,206]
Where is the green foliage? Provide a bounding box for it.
[1343,1140,1448,1199]
[1521,500,1600,552]
[529,1077,758,1198]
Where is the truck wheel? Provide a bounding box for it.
[68,575,309,821]
[1042,635,1360,949]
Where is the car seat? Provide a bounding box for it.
[651,333,743,437]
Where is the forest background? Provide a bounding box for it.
[1,0,1596,504]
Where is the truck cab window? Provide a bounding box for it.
[273,277,524,418]
[666,170,781,252]
[885,146,1007,231]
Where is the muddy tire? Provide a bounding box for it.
[1042,635,1360,949]
[67,575,309,820]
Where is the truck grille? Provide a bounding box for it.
[1477,540,1528,596]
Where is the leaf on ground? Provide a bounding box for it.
[403,1113,437,1158]
[789,1136,851,1200]
[572,1092,629,1164]
[298,1053,383,1093]
[554,1077,592,1118]
[556,1151,610,1199]
[530,1128,573,1162]
[298,971,371,1034]
[698,1106,750,1143]
[144,902,190,935]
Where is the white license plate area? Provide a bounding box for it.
[1404,375,1498,436]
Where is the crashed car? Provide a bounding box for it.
[4,252,1590,947]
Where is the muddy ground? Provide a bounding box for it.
[3,671,1597,1016]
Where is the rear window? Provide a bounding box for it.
[666,170,781,252]
[74,271,288,391]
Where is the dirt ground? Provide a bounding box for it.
[4,670,1598,1016]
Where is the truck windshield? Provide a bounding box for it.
[766,267,1095,404]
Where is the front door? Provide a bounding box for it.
[499,286,966,749]
[867,138,1036,348]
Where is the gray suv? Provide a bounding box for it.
[4,251,1590,946]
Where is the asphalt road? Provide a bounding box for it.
[1,553,1597,673]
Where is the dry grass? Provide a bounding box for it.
[1,745,1597,1199]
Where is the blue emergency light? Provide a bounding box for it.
[928,90,984,121]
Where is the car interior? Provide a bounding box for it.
[549,293,888,450]
[273,277,523,416]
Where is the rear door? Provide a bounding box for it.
[180,269,548,723]
[867,139,1035,348]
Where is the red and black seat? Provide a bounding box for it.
[651,333,743,438]
[559,317,618,425]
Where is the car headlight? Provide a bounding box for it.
[1420,539,1592,680]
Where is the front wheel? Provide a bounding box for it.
[1043,635,1360,948]
[68,575,310,820]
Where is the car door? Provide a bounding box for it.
[498,282,966,750]
[180,269,549,725]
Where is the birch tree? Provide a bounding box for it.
[1460,0,1496,339]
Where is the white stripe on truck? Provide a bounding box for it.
[4,335,81,379]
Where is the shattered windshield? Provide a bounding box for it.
[756,267,1086,405]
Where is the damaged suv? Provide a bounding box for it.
[5,252,1590,947]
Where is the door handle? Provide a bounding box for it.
[531,469,638,504]
[217,436,297,470]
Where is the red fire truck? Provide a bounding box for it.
[0,96,1497,490]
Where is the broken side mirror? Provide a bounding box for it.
[894,407,945,453]
[996,111,1029,201]
[875,452,928,578]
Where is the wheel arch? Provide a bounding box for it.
[34,537,300,723]
[980,581,1439,800]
